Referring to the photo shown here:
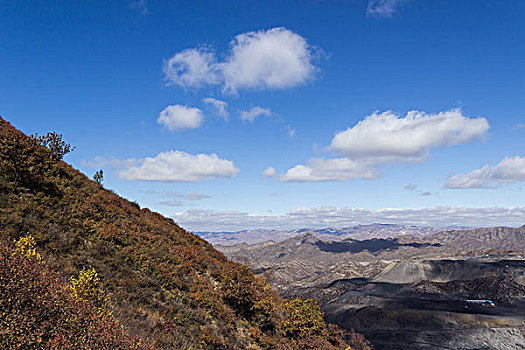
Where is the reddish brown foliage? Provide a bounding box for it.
[0,240,143,349]
[0,116,356,349]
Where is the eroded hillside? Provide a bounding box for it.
[217,228,525,349]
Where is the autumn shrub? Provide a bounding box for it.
[282,298,328,340]
[14,234,42,261]
[0,238,144,349]
[0,126,72,191]
[344,329,373,350]
[69,266,109,312]
[222,265,268,319]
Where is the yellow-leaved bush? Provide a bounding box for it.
[0,238,148,349]
[14,234,41,261]
[283,298,328,339]
[69,266,109,313]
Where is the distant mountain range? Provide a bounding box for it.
[216,225,525,295]
[216,225,525,349]
[197,223,461,246]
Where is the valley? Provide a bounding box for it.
[214,226,525,349]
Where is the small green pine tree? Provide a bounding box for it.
[93,169,104,185]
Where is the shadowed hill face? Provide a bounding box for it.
[315,239,442,254]
[217,225,525,299]
[0,117,350,349]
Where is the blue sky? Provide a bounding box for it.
[1,0,524,231]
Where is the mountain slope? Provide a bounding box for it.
[218,227,525,296]
[0,117,349,349]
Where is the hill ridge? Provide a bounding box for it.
[0,116,350,349]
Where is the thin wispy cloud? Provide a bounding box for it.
[130,0,150,15]
[159,200,184,207]
[404,183,418,191]
[172,205,525,231]
[285,125,296,138]
[164,27,320,94]
[367,0,408,17]
[168,191,211,201]
[202,98,229,121]
[82,156,139,169]
[240,107,272,123]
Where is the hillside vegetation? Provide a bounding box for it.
[0,117,359,349]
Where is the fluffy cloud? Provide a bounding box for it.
[202,98,228,120]
[277,109,489,182]
[164,27,319,93]
[172,205,525,231]
[116,150,239,182]
[367,0,408,17]
[445,156,525,189]
[157,105,204,131]
[221,27,317,93]
[279,158,379,182]
[262,167,276,178]
[163,48,219,89]
[240,107,272,122]
[330,109,489,163]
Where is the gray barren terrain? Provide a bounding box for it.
[215,225,525,349]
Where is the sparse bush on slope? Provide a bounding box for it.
[0,237,143,349]
[0,116,355,349]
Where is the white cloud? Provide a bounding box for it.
[202,98,228,121]
[367,0,408,17]
[221,27,318,93]
[240,107,272,122]
[277,109,489,182]
[514,123,525,129]
[82,156,139,169]
[157,105,204,131]
[445,156,525,189]
[285,125,296,138]
[172,205,525,231]
[163,27,319,93]
[279,158,379,182]
[262,167,276,178]
[330,109,489,163]
[116,150,239,182]
[163,48,219,89]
